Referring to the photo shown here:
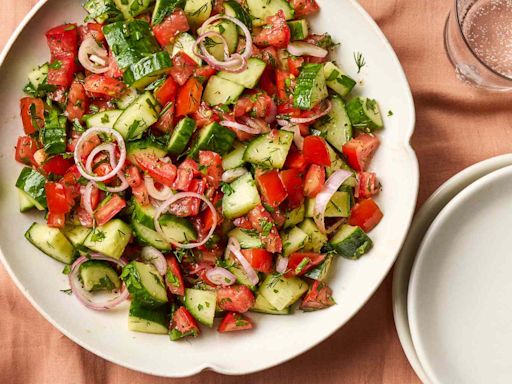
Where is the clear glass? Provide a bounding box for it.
[444,0,512,91]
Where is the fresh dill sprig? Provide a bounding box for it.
[353,52,366,74]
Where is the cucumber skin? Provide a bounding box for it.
[24,223,76,264]
[329,225,373,260]
[223,0,252,30]
[121,261,169,307]
[128,301,169,334]
[152,0,185,25]
[243,130,294,169]
[167,117,196,155]
[123,51,173,88]
[346,97,384,131]
[15,167,47,209]
[131,220,172,251]
[188,122,236,159]
[43,110,67,155]
[293,63,328,110]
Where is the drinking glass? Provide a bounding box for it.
[444,0,512,91]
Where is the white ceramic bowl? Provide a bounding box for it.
[0,0,418,377]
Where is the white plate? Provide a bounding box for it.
[392,154,512,384]
[408,165,512,384]
[0,0,418,377]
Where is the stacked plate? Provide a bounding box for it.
[393,154,512,384]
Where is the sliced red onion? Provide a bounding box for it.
[78,36,109,74]
[141,246,167,275]
[144,175,174,201]
[278,100,332,125]
[226,237,259,285]
[206,267,236,286]
[281,124,304,150]
[314,170,352,233]
[326,218,347,234]
[74,127,126,183]
[222,167,248,183]
[275,256,289,274]
[82,181,95,218]
[68,254,128,311]
[287,42,328,58]
[241,116,269,133]
[220,120,261,135]
[154,192,217,249]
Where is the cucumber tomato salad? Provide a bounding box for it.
[14,0,384,339]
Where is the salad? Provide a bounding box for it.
[14,0,384,339]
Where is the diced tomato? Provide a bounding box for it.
[199,200,218,235]
[170,51,197,86]
[284,147,307,172]
[247,205,282,253]
[78,133,101,161]
[280,168,304,208]
[199,151,223,189]
[356,172,380,198]
[78,22,105,43]
[42,155,74,176]
[258,65,277,96]
[253,10,291,49]
[218,312,254,333]
[303,136,331,167]
[285,252,325,277]
[45,182,74,215]
[125,165,143,187]
[303,164,325,198]
[155,102,175,133]
[66,81,89,122]
[191,102,220,128]
[169,306,200,340]
[342,134,380,172]
[169,178,205,217]
[300,281,335,311]
[135,154,177,187]
[241,248,273,273]
[76,206,94,228]
[15,136,38,165]
[175,77,202,117]
[154,76,178,106]
[165,255,185,296]
[348,198,383,232]
[194,65,217,80]
[60,165,82,199]
[287,56,304,77]
[20,97,44,134]
[233,216,253,230]
[291,0,320,17]
[256,169,287,207]
[47,211,66,228]
[46,24,78,88]
[216,285,255,313]
[152,9,189,47]
[276,69,291,102]
[47,57,76,87]
[173,158,199,191]
[132,182,150,206]
[84,74,126,98]
[107,51,123,79]
[259,46,279,66]
[94,195,126,226]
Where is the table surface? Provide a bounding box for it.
[2,1,512,383]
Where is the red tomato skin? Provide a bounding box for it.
[155,102,175,133]
[125,165,143,187]
[348,198,383,232]
[132,183,150,206]
[20,97,45,134]
[300,281,335,311]
[170,307,200,340]
[284,148,308,172]
[60,165,82,199]
[47,211,66,228]
[107,51,123,79]
[176,77,203,117]
[247,205,282,253]
[84,75,126,98]
[303,164,325,198]
[253,11,291,49]
[45,182,74,214]
[165,256,185,296]
[15,136,38,165]
[280,168,305,209]
[135,154,177,187]
[42,155,74,176]
[291,0,320,17]
[66,81,89,122]
[303,136,331,167]
[276,70,291,103]
[199,151,223,189]
[194,65,217,79]
[258,65,277,96]
[152,9,190,47]
[173,158,198,191]
[78,23,105,43]
[45,24,78,88]
[355,172,381,199]
[154,76,178,106]
[241,248,273,273]
[94,195,126,226]
[216,285,255,313]
[218,312,254,333]
[256,169,288,207]
[285,252,325,277]
[170,51,197,86]
[168,178,205,217]
[287,56,304,77]
[342,134,380,172]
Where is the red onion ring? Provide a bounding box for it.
[82,181,95,218]
[241,116,269,133]
[280,124,304,150]
[68,254,128,311]
[226,237,259,285]
[154,192,217,249]
[287,42,328,58]
[141,246,167,275]
[275,256,289,274]
[205,267,236,286]
[103,172,129,193]
[326,218,347,234]
[278,100,332,125]
[144,175,174,201]
[222,167,248,183]
[78,36,109,74]
[314,170,352,233]
[74,127,126,183]
[220,120,262,135]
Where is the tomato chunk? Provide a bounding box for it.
[342,134,380,172]
[47,211,66,229]
[356,172,380,199]
[303,164,325,198]
[216,285,255,313]
[165,256,185,296]
[173,158,199,191]
[280,168,304,208]
[94,195,126,226]
[45,181,74,215]
[135,154,177,187]
[256,169,288,207]
[199,151,223,189]
[218,312,254,333]
[303,136,331,167]
[348,198,383,232]
[66,80,89,122]
[248,205,282,253]
[20,97,45,134]
[285,252,325,277]
[15,136,38,165]
[152,9,189,47]
[253,10,291,49]
[170,307,200,341]
[176,77,203,117]
[154,76,178,106]
[241,248,273,273]
[170,51,197,86]
[84,74,126,98]
[45,24,78,88]
[300,281,335,311]
[42,155,74,176]
[291,0,320,17]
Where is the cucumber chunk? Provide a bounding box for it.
[86,109,123,129]
[223,0,252,30]
[259,274,308,311]
[329,224,373,260]
[251,293,291,315]
[281,226,308,256]
[83,0,122,23]
[287,19,309,41]
[246,0,294,27]
[83,219,132,260]
[80,260,121,292]
[123,51,173,89]
[43,109,67,155]
[115,88,139,109]
[113,91,159,140]
[159,214,198,244]
[183,288,217,327]
[346,97,384,131]
[227,227,263,248]
[217,58,266,89]
[188,121,236,158]
[126,136,167,164]
[305,254,334,281]
[243,130,293,169]
[299,218,327,253]
[222,142,246,170]
[128,301,169,334]
[222,173,261,219]
[131,220,172,251]
[152,0,184,25]
[324,142,356,182]
[26,63,49,96]
[166,117,196,155]
[62,225,92,250]
[171,32,202,65]
[113,0,153,19]
[131,197,157,229]
[15,167,47,209]
[202,20,238,61]
[323,62,356,97]
[305,191,351,218]
[184,0,212,29]
[227,264,257,290]
[293,63,328,110]
[18,188,44,212]
[283,205,305,229]
[203,75,245,106]
[25,223,75,264]
[122,261,169,307]
[314,95,352,152]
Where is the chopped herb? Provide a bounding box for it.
[387,110,394,116]
[62,265,71,275]
[220,181,235,196]
[60,288,72,295]
[90,229,106,243]
[353,52,366,74]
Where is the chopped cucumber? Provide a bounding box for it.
[131,197,157,229]
[283,206,305,230]
[223,1,252,30]
[121,261,168,307]
[259,274,308,311]
[314,95,352,152]
[323,62,356,97]
[113,0,153,19]
[123,51,173,89]
[62,225,92,250]
[83,219,132,260]
[131,220,172,251]
[171,32,202,65]
[222,172,261,219]
[152,0,184,25]
[43,109,67,155]
[299,218,327,253]
[346,97,384,131]
[126,136,167,164]
[83,0,122,23]
[329,224,373,260]
[184,0,212,29]
[227,227,263,249]
[86,109,123,129]
[18,188,44,212]
[305,191,351,218]
[324,142,356,182]
[166,117,196,155]
[113,91,159,140]
[80,260,121,292]
[305,254,334,281]
[203,75,245,106]
[227,264,257,290]
[246,0,294,27]
[26,63,49,94]
[159,215,198,245]
[188,121,236,158]
[202,20,238,61]
[287,19,309,40]
[243,130,293,169]
[183,288,217,327]
[15,167,47,209]
[217,58,266,89]
[293,63,328,110]
[222,142,246,170]
[25,223,75,264]
[281,226,308,256]
[128,301,169,334]
[115,87,139,109]
[251,293,291,315]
